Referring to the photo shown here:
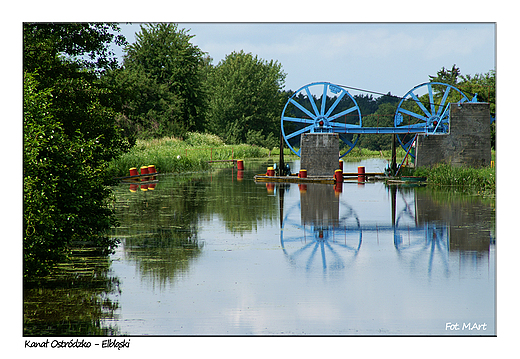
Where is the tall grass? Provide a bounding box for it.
[107,133,272,177]
[414,164,495,196]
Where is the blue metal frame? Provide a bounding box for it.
[281,81,477,158]
[393,82,471,157]
[281,82,362,158]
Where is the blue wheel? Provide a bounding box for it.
[281,82,362,158]
[394,82,470,158]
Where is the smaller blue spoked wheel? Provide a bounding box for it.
[394,82,470,158]
[281,82,362,158]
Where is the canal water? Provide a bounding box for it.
[106,159,495,335]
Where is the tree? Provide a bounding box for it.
[460,70,496,116]
[357,102,398,151]
[24,23,130,163]
[460,70,496,149]
[23,23,128,278]
[429,64,461,85]
[115,23,207,139]
[206,50,286,147]
[429,66,496,149]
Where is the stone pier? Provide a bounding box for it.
[415,102,491,168]
[300,133,339,176]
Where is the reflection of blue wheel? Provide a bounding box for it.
[280,202,362,275]
[281,82,362,158]
[394,82,470,158]
[394,223,450,278]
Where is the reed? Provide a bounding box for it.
[107,133,272,177]
[414,163,495,196]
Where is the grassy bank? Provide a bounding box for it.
[109,133,496,198]
[108,133,405,178]
[414,163,495,196]
[107,133,272,177]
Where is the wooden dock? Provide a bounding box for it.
[254,174,335,184]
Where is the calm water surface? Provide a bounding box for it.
[107,159,495,335]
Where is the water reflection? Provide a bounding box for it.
[280,184,362,275]
[271,179,494,282]
[108,160,495,335]
[112,174,207,290]
[24,248,121,336]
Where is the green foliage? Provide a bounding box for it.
[414,164,495,196]
[357,102,399,151]
[23,23,128,279]
[24,73,120,278]
[23,23,126,79]
[459,70,496,149]
[107,134,271,177]
[109,23,207,140]
[206,50,286,146]
[184,131,225,147]
[429,64,461,86]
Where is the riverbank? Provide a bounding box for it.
[107,133,407,178]
[107,133,270,177]
[108,134,495,197]
[413,162,495,197]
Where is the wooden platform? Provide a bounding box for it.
[254,174,334,184]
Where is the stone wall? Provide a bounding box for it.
[415,102,491,168]
[300,133,339,176]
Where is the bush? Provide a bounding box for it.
[24,73,119,278]
[184,132,225,147]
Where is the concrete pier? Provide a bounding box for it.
[415,102,491,168]
[300,133,339,176]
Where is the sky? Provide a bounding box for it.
[114,23,495,98]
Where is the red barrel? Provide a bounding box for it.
[140,166,149,181]
[237,159,244,170]
[267,167,275,176]
[129,167,138,177]
[334,169,343,183]
[358,166,366,183]
[148,165,156,180]
[299,169,307,178]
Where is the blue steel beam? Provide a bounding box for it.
[325,125,443,135]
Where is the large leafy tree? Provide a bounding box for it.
[112,23,207,139]
[206,50,286,147]
[459,70,496,149]
[429,65,495,149]
[23,23,128,278]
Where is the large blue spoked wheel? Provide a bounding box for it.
[394,82,470,158]
[281,82,362,158]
